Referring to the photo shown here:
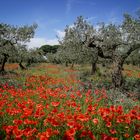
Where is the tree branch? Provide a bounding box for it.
[97,46,112,59]
[122,43,140,60]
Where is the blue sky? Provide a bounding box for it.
[0,0,140,48]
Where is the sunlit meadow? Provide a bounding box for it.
[0,63,140,140]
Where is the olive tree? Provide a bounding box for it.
[16,45,29,70]
[58,16,98,72]
[125,48,140,67]
[85,13,140,88]
[0,23,37,72]
[26,48,44,67]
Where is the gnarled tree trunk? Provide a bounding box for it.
[91,62,97,75]
[71,62,74,69]
[19,60,26,70]
[65,61,68,67]
[112,57,124,88]
[90,51,98,75]
[0,53,9,72]
[111,45,140,89]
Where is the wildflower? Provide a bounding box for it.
[134,134,140,140]
[51,102,60,107]
[13,120,23,125]
[106,122,112,127]
[77,114,89,122]
[109,129,117,135]
[13,127,23,139]
[92,118,99,125]
[67,121,76,128]
[66,128,76,137]
[124,133,130,138]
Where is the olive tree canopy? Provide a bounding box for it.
[0,23,37,71]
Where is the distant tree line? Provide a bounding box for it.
[39,44,59,55]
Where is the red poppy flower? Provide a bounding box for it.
[51,102,60,107]
[124,133,129,138]
[13,120,23,125]
[134,134,140,140]
[66,128,76,137]
[92,118,99,125]
[106,122,112,127]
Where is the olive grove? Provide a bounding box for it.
[55,13,140,89]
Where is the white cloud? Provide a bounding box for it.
[94,25,100,31]
[26,37,59,49]
[26,28,65,49]
[55,29,65,38]
[26,38,47,49]
[69,24,74,28]
[46,39,59,45]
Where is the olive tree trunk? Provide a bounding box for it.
[0,53,9,72]
[111,45,140,88]
[65,61,68,67]
[19,60,26,70]
[91,62,97,75]
[112,58,124,88]
[90,52,98,75]
[71,62,74,69]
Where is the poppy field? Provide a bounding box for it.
[0,63,140,140]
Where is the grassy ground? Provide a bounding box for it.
[0,63,140,140]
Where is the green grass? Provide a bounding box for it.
[0,63,140,139]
